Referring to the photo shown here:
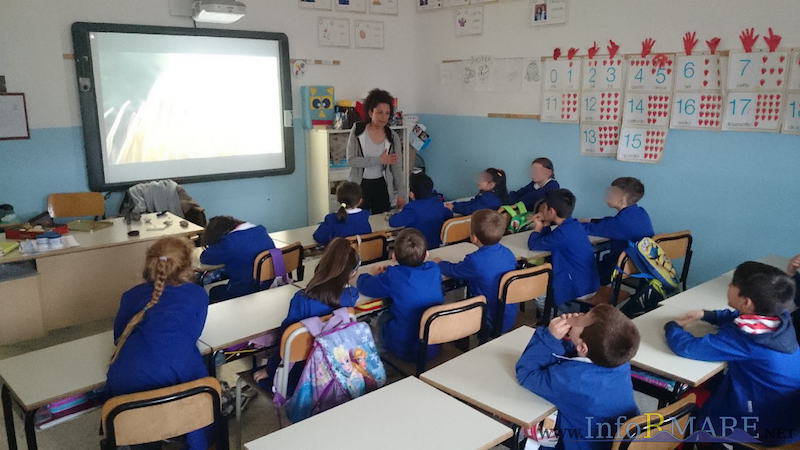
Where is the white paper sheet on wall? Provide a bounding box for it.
[521,57,542,93]
[454,6,484,37]
[723,50,787,132]
[368,0,398,15]
[0,93,29,140]
[354,20,384,49]
[463,55,493,92]
[781,49,800,135]
[318,17,350,47]
[299,0,332,10]
[440,61,463,86]
[491,58,523,92]
[333,0,366,13]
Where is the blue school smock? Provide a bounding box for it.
[516,326,639,450]
[508,179,560,211]
[357,262,443,361]
[438,243,517,334]
[106,282,209,450]
[665,309,800,446]
[313,210,372,245]
[451,191,502,216]
[528,218,600,306]
[389,197,454,249]
[281,287,360,330]
[582,205,654,283]
[200,225,276,300]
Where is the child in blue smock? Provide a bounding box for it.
[446,168,508,216]
[107,237,210,450]
[314,181,372,245]
[200,215,276,302]
[436,209,517,335]
[507,157,560,211]
[389,172,453,249]
[357,229,444,361]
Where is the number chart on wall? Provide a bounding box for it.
[580,41,624,157]
[540,51,582,123]
[782,49,800,135]
[617,41,675,164]
[670,33,726,131]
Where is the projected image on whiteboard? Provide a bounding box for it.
[90,32,286,183]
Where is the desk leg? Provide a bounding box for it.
[501,424,522,450]
[24,410,37,450]
[2,384,18,450]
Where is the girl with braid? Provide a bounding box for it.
[106,236,210,449]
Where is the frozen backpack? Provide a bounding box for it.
[275,308,386,423]
[502,202,532,234]
[614,237,680,299]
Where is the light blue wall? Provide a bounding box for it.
[1,121,309,232]
[419,113,800,285]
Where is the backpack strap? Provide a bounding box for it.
[502,205,516,216]
[515,202,528,215]
[299,308,354,338]
[269,248,290,284]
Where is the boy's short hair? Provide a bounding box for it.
[471,209,505,245]
[394,229,427,266]
[580,304,640,368]
[409,173,435,199]
[542,189,576,219]
[611,177,645,204]
[732,261,796,315]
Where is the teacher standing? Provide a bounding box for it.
[346,88,405,214]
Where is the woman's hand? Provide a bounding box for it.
[380,151,398,165]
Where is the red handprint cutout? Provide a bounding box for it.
[763,27,782,52]
[567,47,579,60]
[587,41,599,59]
[682,32,698,55]
[641,38,656,58]
[739,28,759,53]
[652,53,670,68]
[607,40,620,59]
[553,47,562,60]
[705,37,721,54]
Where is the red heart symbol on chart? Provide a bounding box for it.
[702,80,708,87]
[770,68,775,74]
[704,69,709,76]
[667,68,672,74]
[761,68,767,74]
[778,67,784,74]
[651,68,656,74]
[615,93,619,98]
[613,115,618,120]
[754,121,759,127]
[704,58,709,65]
[777,80,782,86]
[762,56,768,63]
[779,55,786,62]
[760,79,766,86]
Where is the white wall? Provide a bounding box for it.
[415,0,800,116]
[0,0,421,129]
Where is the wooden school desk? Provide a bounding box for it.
[244,377,512,450]
[0,331,211,450]
[270,213,401,248]
[420,326,556,448]
[0,213,203,344]
[500,230,609,259]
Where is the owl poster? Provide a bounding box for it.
[301,85,335,129]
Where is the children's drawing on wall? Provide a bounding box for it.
[491,58,523,92]
[454,6,484,37]
[463,55,492,92]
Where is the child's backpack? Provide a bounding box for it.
[502,202,532,234]
[267,248,293,289]
[275,308,386,423]
[614,237,680,314]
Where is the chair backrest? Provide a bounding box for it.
[616,251,639,279]
[653,231,692,262]
[279,307,357,364]
[440,215,472,246]
[47,192,104,219]
[611,393,696,450]
[346,232,388,264]
[419,296,486,346]
[101,377,222,447]
[253,242,304,282]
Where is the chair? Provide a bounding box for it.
[498,264,553,333]
[653,230,693,291]
[611,393,696,450]
[584,252,636,308]
[347,232,389,264]
[253,241,305,283]
[440,215,472,246]
[415,296,487,376]
[233,309,357,437]
[47,192,104,219]
[100,377,228,450]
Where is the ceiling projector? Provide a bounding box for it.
[193,0,246,24]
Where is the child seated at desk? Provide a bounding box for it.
[528,189,600,314]
[786,254,800,340]
[664,261,800,446]
[357,229,443,361]
[254,238,360,395]
[200,215,276,303]
[516,305,640,450]
[313,181,372,245]
[445,168,508,216]
[507,157,560,211]
[435,209,517,335]
[580,177,653,284]
[107,237,210,450]
[389,172,453,249]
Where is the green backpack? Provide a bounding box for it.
[502,202,532,234]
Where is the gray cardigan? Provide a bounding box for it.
[346,123,406,202]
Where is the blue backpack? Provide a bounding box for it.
[614,237,680,299]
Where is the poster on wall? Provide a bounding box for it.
[318,17,351,47]
[530,0,567,26]
[463,55,493,92]
[417,0,443,11]
[454,6,484,37]
[299,0,332,10]
[354,20,384,48]
[540,54,582,123]
[722,51,787,132]
[580,42,624,157]
[781,49,800,134]
[490,57,523,92]
[334,0,366,13]
[368,0,398,15]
